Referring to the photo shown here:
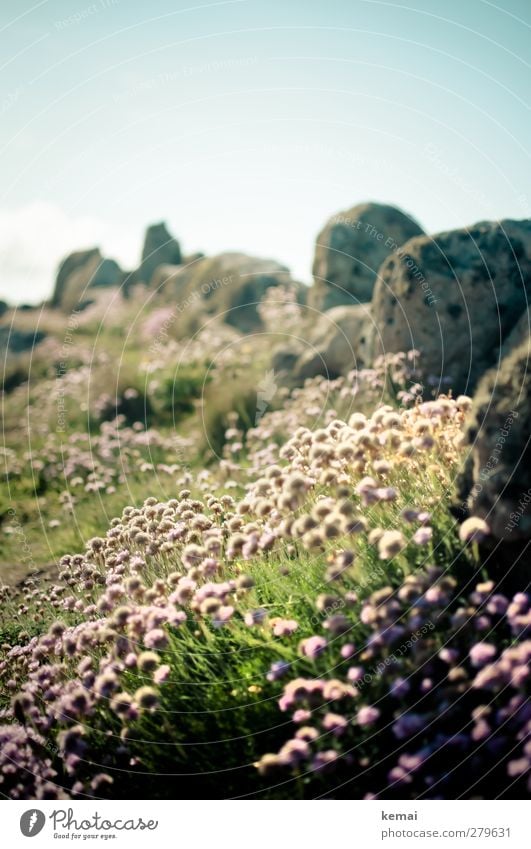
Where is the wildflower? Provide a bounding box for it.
[377,530,406,559]
[299,636,328,660]
[271,618,299,637]
[322,712,348,736]
[459,516,490,544]
[296,726,319,742]
[255,753,285,776]
[267,660,290,682]
[244,609,267,627]
[413,526,433,545]
[393,712,426,739]
[310,750,339,772]
[356,706,380,727]
[138,651,160,673]
[154,664,171,684]
[111,692,133,716]
[279,738,310,765]
[469,642,497,667]
[135,686,159,710]
[144,629,168,650]
[292,709,312,723]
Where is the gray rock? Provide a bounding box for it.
[51,248,122,310]
[272,304,381,383]
[155,252,299,335]
[134,222,182,287]
[372,219,531,394]
[310,202,424,311]
[51,248,99,307]
[456,337,531,583]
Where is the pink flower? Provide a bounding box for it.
[356,706,380,727]
[322,712,348,737]
[469,642,497,667]
[413,526,433,545]
[299,636,328,660]
[271,618,299,637]
[154,664,171,684]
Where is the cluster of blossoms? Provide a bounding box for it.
[223,389,469,571]
[256,569,531,799]
[140,322,243,376]
[1,345,527,799]
[3,417,192,504]
[235,351,425,471]
[256,284,303,334]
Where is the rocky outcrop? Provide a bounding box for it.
[309,202,424,311]
[51,249,123,310]
[133,222,182,287]
[271,304,381,383]
[372,219,531,395]
[154,252,299,334]
[455,337,531,587]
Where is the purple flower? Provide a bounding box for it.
[469,642,497,668]
[389,677,410,698]
[413,527,433,545]
[267,660,290,682]
[299,636,327,660]
[393,712,426,740]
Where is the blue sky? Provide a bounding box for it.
[0,0,529,302]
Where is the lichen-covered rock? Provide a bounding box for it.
[51,249,123,311]
[133,222,182,287]
[372,219,531,394]
[456,337,531,544]
[270,304,381,384]
[309,202,424,311]
[154,252,299,334]
[294,305,379,380]
[501,305,531,357]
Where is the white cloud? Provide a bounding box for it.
[0,202,137,305]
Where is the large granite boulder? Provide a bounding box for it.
[372,219,531,394]
[133,222,182,287]
[309,202,424,311]
[294,305,380,380]
[153,252,300,335]
[51,248,122,310]
[455,337,531,585]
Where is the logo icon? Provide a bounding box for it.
[20,809,46,837]
[255,369,277,424]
